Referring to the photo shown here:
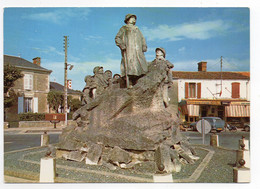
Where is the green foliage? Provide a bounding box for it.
[69,98,82,112]
[4,89,18,108]
[47,90,64,113]
[4,64,23,109]
[67,112,73,120]
[4,64,23,94]
[19,112,45,121]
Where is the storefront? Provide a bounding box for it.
[179,99,250,126]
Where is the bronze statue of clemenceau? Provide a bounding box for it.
[57,14,199,174]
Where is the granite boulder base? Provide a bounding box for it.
[57,62,199,173]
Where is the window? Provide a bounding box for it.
[189,83,196,98]
[24,74,33,90]
[185,82,201,99]
[18,97,38,113]
[24,98,33,112]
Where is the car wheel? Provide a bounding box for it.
[244,126,250,132]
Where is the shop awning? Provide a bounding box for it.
[225,105,250,117]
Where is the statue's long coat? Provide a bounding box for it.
[115,25,148,77]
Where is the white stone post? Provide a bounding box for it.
[210,134,219,147]
[39,157,56,182]
[239,139,249,150]
[41,132,49,146]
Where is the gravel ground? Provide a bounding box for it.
[196,146,237,183]
[4,145,237,183]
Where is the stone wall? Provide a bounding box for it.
[18,120,77,128]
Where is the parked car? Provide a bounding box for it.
[190,117,226,132]
[244,123,250,132]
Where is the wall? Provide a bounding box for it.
[177,79,250,101]
[18,120,77,128]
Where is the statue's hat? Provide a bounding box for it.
[155,47,166,58]
[124,14,137,24]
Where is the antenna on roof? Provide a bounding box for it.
[216,56,223,97]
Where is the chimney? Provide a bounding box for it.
[33,57,41,66]
[198,61,207,72]
[67,79,72,89]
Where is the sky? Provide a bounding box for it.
[4,7,250,90]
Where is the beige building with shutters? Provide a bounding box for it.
[173,61,250,127]
[4,55,52,121]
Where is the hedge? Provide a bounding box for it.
[19,112,45,121]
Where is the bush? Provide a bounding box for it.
[67,112,73,120]
[19,112,45,121]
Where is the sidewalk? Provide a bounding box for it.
[4,125,66,134]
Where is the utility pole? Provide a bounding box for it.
[220,56,223,97]
[64,36,68,126]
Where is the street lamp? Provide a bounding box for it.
[63,36,73,126]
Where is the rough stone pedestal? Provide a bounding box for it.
[236,149,250,168]
[40,157,56,182]
[41,134,49,146]
[153,173,173,183]
[210,134,219,147]
[233,167,250,183]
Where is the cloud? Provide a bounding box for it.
[32,46,63,56]
[142,20,230,41]
[22,8,91,24]
[84,35,103,41]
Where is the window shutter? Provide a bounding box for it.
[232,82,240,98]
[185,82,189,99]
[29,75,33,90]
[24,74,33,90]
[197,83,201,99]
[18,97,24,113]
[24,75,29,90]
[33,97,38,113]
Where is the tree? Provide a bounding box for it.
[4,64,23,111]
[4,64,23,94]
[69,98,82,112]
[47,90,64,113]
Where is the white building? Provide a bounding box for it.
[173,61,250,126]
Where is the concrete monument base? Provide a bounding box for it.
[233,167,250,183]
[153,173,173,182]
[39,157,56,182]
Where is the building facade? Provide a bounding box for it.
[173,61,250,127]
[4,55,52,121]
